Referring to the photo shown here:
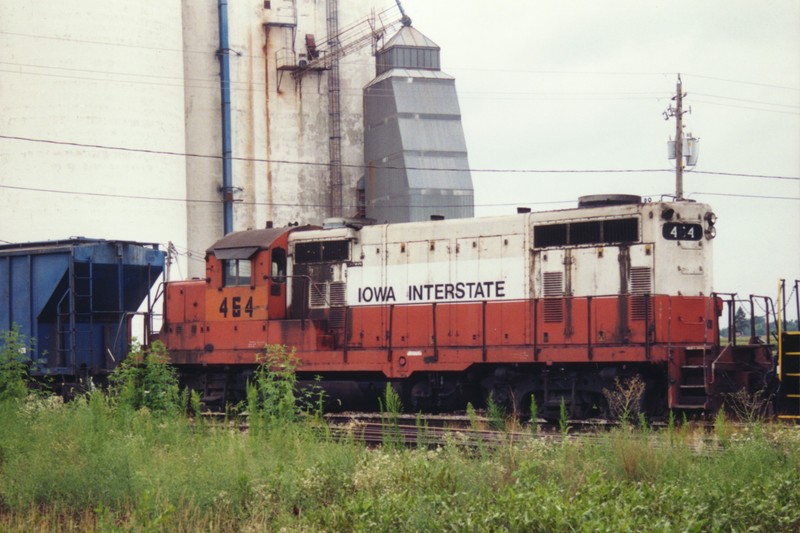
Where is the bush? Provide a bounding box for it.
[602,375,646,423]
[247,344,318,429]
[108,340,181,415]
[0,326,39,402]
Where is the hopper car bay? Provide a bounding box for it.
[159,195,776,418]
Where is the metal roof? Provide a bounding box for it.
[207,226,317,258]
[382,25,440,50]
[0,237,160,256]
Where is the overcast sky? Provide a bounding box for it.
[397,0,800,310]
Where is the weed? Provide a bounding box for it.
[378,383,403,449]
[485,391,506,431]
[722,388,771,423]
[108,340,181,415]
[602,375,646,424]
[0,325,41,402]
[246,344,313,429]
[714,407,732,447]
[559,397,570,438]
[466,402,482,430]
[414,413,430,449]
[529,394,539,434]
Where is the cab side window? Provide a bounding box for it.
[271,248,287,282]
[223,259,252,286]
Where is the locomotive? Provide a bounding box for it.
[159,194,774,418]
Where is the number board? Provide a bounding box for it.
[662,223,703,241]
[206,287,268,321]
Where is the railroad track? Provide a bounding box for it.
[200,411,725,453]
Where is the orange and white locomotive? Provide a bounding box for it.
[160,195,773,417]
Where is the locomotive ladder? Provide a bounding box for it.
[777,280,800,419]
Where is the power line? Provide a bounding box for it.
[3,181,797,206]
[0,134,672,174]
[0,182,577,209]
[692,92,800,110]
[6,61,799,110]
[689,191,800,201]
[0,3,402,60]
[685,73,800,92]
[689,170,800,181]
[0,64,695,105]
[3,134,798,181]
[691,98,800,116]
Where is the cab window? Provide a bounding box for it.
[223,259,252,286]
[271,248,287,282]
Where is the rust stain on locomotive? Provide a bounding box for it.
[616,245,631,343]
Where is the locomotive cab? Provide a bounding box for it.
[161,226,314,366]
[205,227,293,321]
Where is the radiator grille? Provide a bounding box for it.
[329,308,346,328]
[543,271,564,296]
[630,267,652,321]
[310,283,327,308]
[630,267,652,294]
[329,282,346,307]
[542,271,564,323]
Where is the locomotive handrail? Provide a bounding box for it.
[712,292,739,346]
[110,310,154,362]
[645,293,651,360]
[748,294,774,346]
[274,273,317,328]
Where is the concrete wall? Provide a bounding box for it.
[183,0,391,276]
[0,1,188,277]
[0,1,395,280]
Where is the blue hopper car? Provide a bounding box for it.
[0,238,165,391]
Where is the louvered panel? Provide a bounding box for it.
[329,281,346,307]
[329,308,345,328]
[543,271,564,296]
[310,282,328,308]
[630,266,653,321]
[542,271,564,323]
[630,267,652,294]
[328,281,347,328]
[543,300,563,323]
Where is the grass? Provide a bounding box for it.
[2,341,799,531]
[2,395,800,531]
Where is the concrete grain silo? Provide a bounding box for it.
[0,1,189,275]
[182,0,403,276]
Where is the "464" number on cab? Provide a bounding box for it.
[218,296,253,318]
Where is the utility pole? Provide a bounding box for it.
[674,75,684,200]
[664,74,688,200]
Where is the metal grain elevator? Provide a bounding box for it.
[363,22,474,223]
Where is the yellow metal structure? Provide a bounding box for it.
[777,280,800,419]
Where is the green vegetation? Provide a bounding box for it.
[721,306,797,339]
[378,383,404,449]
[0,326,40,402]
[1,338,800,531]
[247,344,312,431]
[107,340,184,416]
